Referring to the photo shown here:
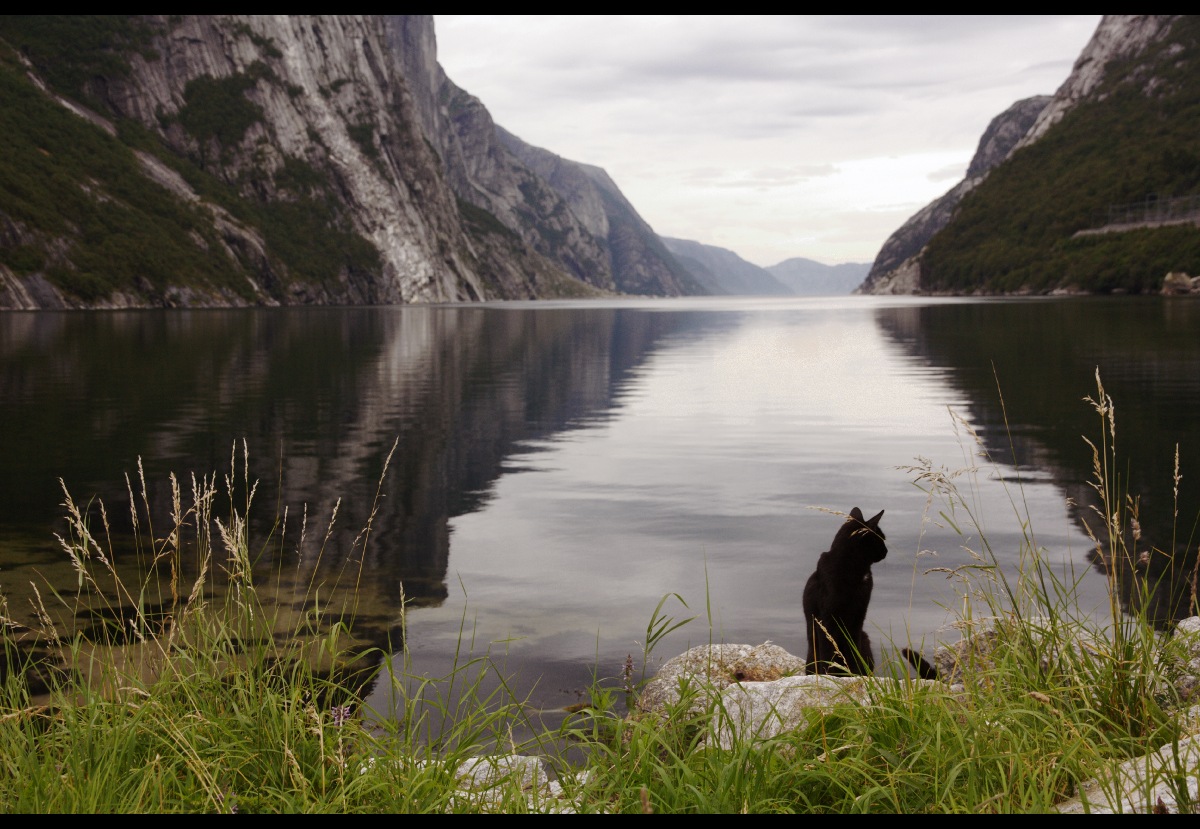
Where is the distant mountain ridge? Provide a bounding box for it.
[661,237,868,296]
[767,258,871,296]
[660,237,789,295]
[394,15,701,299]
[498,130,705,296]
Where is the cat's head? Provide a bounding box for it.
[842,506,887,564]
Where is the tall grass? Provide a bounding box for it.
[0,442,386,811]
[0,440,578,812]
[1,372,1197,812]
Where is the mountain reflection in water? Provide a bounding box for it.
[1,297,1197,725]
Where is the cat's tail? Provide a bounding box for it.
[902,647,939,680]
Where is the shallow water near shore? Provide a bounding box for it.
[2,295,1198,733]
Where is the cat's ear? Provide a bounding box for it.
[867,509,884,527]
[849,507,864,522]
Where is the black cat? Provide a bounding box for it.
[803,507,887,676]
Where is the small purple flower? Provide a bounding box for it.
[331,704,353,727]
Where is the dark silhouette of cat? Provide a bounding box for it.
[803,507,887,675]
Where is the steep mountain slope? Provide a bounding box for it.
[858,95,1050,294]
[0,15,692,309]
[390,15,699,297]
[0,16,484,307]
[863,14,1200,296]
[499,130,705,296]
[386,17,615,295]
[660,237,790,296]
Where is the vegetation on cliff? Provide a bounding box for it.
[0,15,159,105]
[920,16,1200,294]
[0,53,251,303]
[0,18,389,305]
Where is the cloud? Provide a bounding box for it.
[690,164,840,189]
[435,15,1102,264]
[926,162,968,183]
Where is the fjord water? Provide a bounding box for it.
[2,296,1197,718]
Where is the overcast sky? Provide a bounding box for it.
[434,15,1102,268]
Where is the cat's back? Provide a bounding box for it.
[801,549,831,612]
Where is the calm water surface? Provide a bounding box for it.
[2,296,1198,725]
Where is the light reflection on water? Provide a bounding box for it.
[374,297,1118,725]
[2,296,1196,736]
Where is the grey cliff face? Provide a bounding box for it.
[1016,15,1181,150]
[496,130,703,297]
[965,95,1053,180]
[1,15,692,308]
[439,90,614,292]
[385,15,695,298]
[386,17,613,291]
[120,15,486,304]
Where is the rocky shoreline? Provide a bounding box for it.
[430,616,1200,813]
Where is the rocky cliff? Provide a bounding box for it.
[499,129,705,296]
[860,15,1200,296]
[0,15,691,309]
[1012,15,1182,151]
